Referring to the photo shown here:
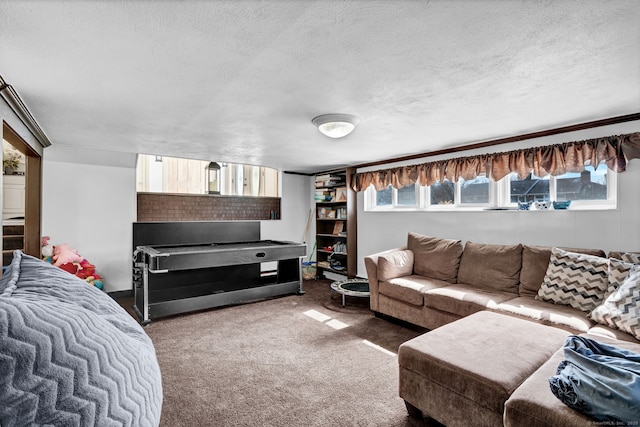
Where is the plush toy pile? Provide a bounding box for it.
[41,236,104,290]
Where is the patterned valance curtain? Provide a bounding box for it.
[352,132,640,191]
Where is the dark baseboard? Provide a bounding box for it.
[108,289,133,299]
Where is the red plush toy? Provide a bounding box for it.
[58,262,81,275]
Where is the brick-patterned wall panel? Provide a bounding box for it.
[137,193,281,222]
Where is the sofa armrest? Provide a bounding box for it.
[364,246,407,311]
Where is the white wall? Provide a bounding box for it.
[42,146,137,293]
[43,148,315,292]
[261,172,315,259]
[356,121,640,277]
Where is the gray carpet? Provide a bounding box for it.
[134,280,427,426]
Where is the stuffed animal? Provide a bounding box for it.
[43,237,105,290]
[52,243,84,267]
[58,262,81,275]
[41,236,54,263]
[76,259,104,289]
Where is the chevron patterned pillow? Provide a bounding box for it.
[607,258,637,299]
[536,248,609,312]
[622,252,640,264]
[589,266,640,340]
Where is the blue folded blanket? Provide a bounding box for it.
[549,335,640,423]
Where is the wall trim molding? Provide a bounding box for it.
[108,289,133,299]
[355,112,640,170]
[0,75,52,148]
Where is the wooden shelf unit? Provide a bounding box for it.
[314,168,357,278]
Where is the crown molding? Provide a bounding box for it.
[0,75,52,148]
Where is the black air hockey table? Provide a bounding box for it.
[132,222,306,324]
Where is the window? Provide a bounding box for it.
[505,164,613,208]
[365,165,615,212]
[136,154,279,197]
[459,175,491,205]
[509,173,550,203]
[397,184,417,206]
[375,186,392,207]
[430,180,454,205]
[555,164,608,201]
[371,184,418,209]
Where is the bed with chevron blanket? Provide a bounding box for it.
[0,251,162,426]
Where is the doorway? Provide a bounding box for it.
[2,122,41,267]
[2,137,25,265]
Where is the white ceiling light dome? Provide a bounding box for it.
[312,114,360,138]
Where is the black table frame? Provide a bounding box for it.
[132,221,306,324]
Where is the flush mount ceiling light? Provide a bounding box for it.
[312,114,360,138]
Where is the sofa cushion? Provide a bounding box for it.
[504,334,640,427]
[399,312,569,425]
[504,348,598,427]
[424,283,517,317]
[589,266,640,340]
[519,245,606,297]
[379,275,449,307]
[607,257,637,298]
[588,324,640,343]
[536,248,609,313]
[496,296,596,333]
[377,249,414,281]
[407,233,463,283]
[456,241,522,293]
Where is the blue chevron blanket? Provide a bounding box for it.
[549,335,640,423]
[0,251,162,426]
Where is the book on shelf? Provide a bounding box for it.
[315,174,346,187]
[332,221,344,235]
[317,207,336,219]
[314,189,327,202]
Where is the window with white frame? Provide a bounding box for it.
[460,175,492,206]
[397,183,418,206]
[372,184,418,209]
[429,180,454,206]
[364,164,616,211]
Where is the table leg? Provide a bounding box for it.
[342,294,346,307]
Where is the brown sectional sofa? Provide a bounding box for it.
[364,233,640,426]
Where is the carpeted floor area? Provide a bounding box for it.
[119,279,427,426]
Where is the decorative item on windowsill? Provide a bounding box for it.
[552,200,572,210]
[518,201,532,211]
[534,200,551,210]
[206,161,221,195]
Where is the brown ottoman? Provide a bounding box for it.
[398,311,569,427]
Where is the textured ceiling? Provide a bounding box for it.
[1,0,639,173]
